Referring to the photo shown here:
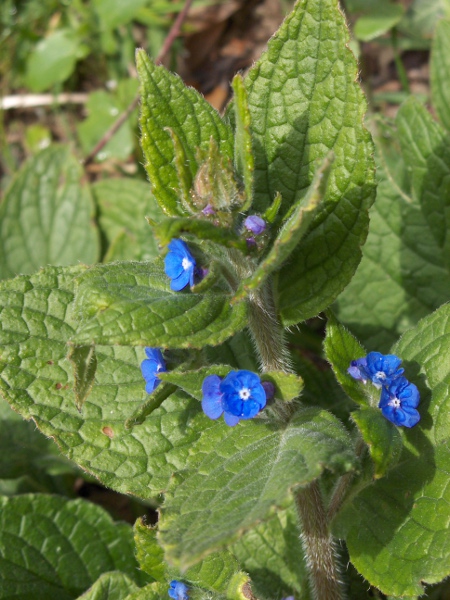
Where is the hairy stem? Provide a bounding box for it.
[296,482,344,600]
[246,281,344,600]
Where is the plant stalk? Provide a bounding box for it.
[246,282,344,600]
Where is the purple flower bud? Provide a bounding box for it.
[244,215,266,235]
[202,204,215,216]
[262,381,275,400]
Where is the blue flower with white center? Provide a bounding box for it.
[202,370,267,427]
[379,377,420,428]
[168,580,189,600]
[141,348,166,393]
[348,352,404,388]
[164,239,196,291]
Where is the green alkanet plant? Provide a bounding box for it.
[1,1,450,599]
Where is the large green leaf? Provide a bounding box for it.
[159,408,355,569]
[431,19,450,131]
[77,572,140,600]
[245,0,375,322]
[72,260,247,349]
[0,145,99,280]
[92,178,160,262]
[333,303,450,597]
[136,50,234,216]
[231,504,310,600]
[334,120,450,352]
[0,266,214,498]
[0,494,144,600]
[0,398,76,496]
[396,96,450,262]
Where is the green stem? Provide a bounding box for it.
[246,281,344,600]
[296,482,344,600]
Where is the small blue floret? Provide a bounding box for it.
[348,352,404,388]
[168,580,189,600]
[379,377,420,428]
[164,239,196,291]
[202,370,267,426]
[141,348,166,393]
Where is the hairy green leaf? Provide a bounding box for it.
[72,260,247,349]
[335,121,450,351]
[160,408,355,569]
[245,0,375,322]
[231,504,310,600]
[77,572,140,600]
[68,345,97,411]
[334,303,450,597]
[233,153,333,303]
[136,50,234,216]
[396,96,450,261]
[0,266,214,498]
[0,494,143,599]
[93,178,160,263]
[231,74,254,208]
[0,146,99,280]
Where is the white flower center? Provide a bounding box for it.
[375,371,386,380]
[239,387,251,401]
[390,397,401,408]
[182,257,192,270]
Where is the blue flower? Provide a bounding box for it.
[244,215,266,235]
[164,239,196,291]
[379,377,420,428]
[348,352,404,388]
[141,348,166,393]
[202,370,267,427]
[168,580,189,600]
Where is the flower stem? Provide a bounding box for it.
[246,282,344,600]
[295,482,344,600]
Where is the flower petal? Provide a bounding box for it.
[165,251,184,278]
[201,375,223,420]
[224,412,240,426]
[170,269,191,291]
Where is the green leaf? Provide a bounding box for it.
[77,572,140,600]
[93,0,148,30]
[324,311,368,406]
[136,50,234,216]
[0,266,214,498]
[0,398,76,496]
[0,494,143,599]
[348,0,405,41]
[92,178,160,262]
[78,81,139,162]
[334,120,450,352]
[245,0,375,323]
[352,407,403,479]
[124,582,172,600]
[0,145,100,280]
[431,19,450,131]
[72,260,247,349]
[231,74,254,208]
[233,153,333,303]
[231,504,309,600]
[134,518,247,597]
[159,407,355,569]
[399,0,450,39]
[333,303,450,597]
[24,29,83,92]
[396,96,450,260]
[68,345,97,411]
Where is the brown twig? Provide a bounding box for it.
[82,0,194,166]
